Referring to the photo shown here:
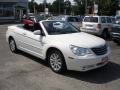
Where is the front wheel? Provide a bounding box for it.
[9,38,18,53]
[48,50,67,74]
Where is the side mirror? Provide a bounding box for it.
[33,30,41,35]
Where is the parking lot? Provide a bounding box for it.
[0,24,120,90]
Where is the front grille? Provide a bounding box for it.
[91,45,107,55]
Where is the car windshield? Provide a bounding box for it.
[67,17,79,22]
[42,21,80,35]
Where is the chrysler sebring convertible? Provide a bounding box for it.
[6,20,111,73]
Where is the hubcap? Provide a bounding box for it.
[10,40,15,51]
[50,53,62,71]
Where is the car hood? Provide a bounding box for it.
[47,32,106,48]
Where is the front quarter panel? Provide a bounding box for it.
[6,26,16,43]
[42,39,74,64]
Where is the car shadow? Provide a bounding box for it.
[63,62,120,84]
[116,43,120,46]
[17,50,48,67]
[17,51,120,84]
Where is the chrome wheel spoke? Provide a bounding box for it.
[50,53,62,71]
[10,40,15,51]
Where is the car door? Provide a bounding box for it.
[15,24,45,58]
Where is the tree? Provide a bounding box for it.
[98,0,118,15]
[51,0,65,15]
[64,0,72,15]
[74,0,118,15]
[28,0,39,13]
[73,0,85,15]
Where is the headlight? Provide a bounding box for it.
[70,45,92,56]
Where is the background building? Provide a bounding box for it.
[0,0,28,23]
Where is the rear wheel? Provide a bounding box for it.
[48,50,67,74]
[9,38,18,53]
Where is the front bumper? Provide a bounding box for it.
[66,52,110,72]
[111,32,120,42]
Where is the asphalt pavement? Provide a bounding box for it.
[0,24,120,90]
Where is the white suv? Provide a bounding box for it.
[81,16,113,39]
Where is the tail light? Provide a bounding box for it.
[97,24,101,30]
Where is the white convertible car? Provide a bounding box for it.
[6,20,111,73]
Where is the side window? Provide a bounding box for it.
[106,17,112,23]
[34,23,45,35]
[101,17,106,23]
[34,23,42,31]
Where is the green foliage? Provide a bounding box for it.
[73,0,86,15]
[74,0,118,15]
[98,0,118,16]
[52,0,65,15]
[64,0,72,15]
[28,0,118,16]
[28,0,72,15]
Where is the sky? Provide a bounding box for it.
[29,0,74,4]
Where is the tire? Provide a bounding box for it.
[102,30,108,40]
[48,50,67,74]
[9,38,18,53]
[113,40,120,44]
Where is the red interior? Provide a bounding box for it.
[23,19,33,25]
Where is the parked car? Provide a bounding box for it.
[47,16,57,20]
[50,15,81,29]
[110,24,120,44]
[6,20,111,73]
[24,15,44,23]
[115,15,120,24]
[81,16,113,39]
